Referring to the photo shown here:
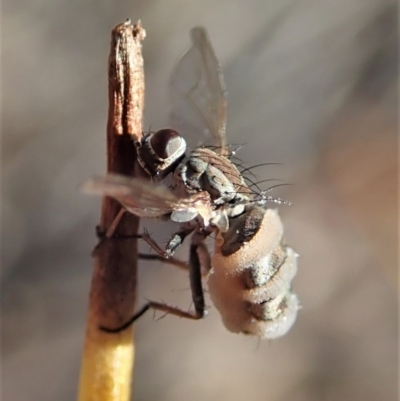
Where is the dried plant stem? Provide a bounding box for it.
[78,20,145,401]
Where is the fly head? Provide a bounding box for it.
[136,129,187,178]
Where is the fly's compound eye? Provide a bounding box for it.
[137,129,187,178]
[150,129,186,159]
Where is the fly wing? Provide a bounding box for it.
[169,27,228,156]
[81,174,211,222]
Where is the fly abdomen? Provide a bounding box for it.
[243,247,298,304]
[208,206,300,339]
[242,246,299,339]
[242,239,288,289]
[244,292,299,339]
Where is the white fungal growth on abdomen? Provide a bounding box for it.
[207,208,299,339]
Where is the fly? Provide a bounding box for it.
[83,27,299,339]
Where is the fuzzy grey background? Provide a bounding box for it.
[2,1,398,400]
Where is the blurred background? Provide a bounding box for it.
[2,1,398,400]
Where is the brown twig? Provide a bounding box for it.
[78,20,145,401]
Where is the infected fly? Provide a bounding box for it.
[83,27,299,339]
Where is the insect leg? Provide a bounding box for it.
[141,225,211,319]
[93,212,143,256]
[165,224,194,255]
[100,300,204,333]
[188,242,206,317]
[138,251,211,277]
[105,208,126,238]
[188,231,213,317]
[138,253,189,271]
[100,231,210,334]
[96,208,127,240]
[141,224,194,258]
[196,241,212,274]
[100,249,206,334]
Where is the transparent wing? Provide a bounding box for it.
[169,27,228,155]
[81,174,210,222]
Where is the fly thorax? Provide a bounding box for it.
[183,147,253,204]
